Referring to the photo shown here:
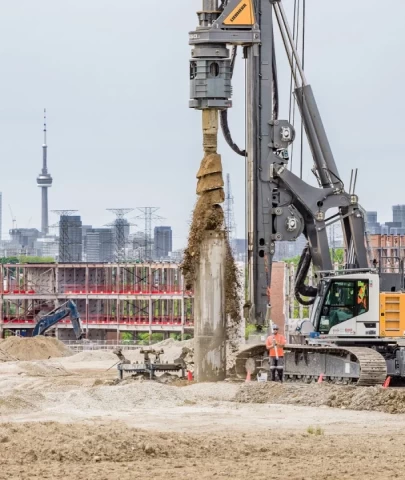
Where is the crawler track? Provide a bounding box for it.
[235,344,387,386]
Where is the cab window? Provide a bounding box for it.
[318,280,369,334]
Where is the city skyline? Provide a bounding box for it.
[0,1,404,251]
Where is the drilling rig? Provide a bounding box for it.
[189,0,405,385]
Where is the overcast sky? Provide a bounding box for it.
[1,0,404,249]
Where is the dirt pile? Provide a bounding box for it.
[64,350,117,363]
[17,361,70,377]
[0,395,38,414]
[0,336,72,361]
[0,347,15,362]
[46,380,240,413]
[234,382,405,414]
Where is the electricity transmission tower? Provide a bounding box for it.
[106,209,135,262]
[134,207,164,261]
[224,174,237,251]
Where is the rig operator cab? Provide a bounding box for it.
[309,272,405,341]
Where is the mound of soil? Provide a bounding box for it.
[234,382,405,414]
[0,336,72,361]
[64,350,117,363]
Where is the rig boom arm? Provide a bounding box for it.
[189,0,369,326]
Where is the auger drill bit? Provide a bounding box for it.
[196,109,225,206]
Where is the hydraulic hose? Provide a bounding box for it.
[220,110,246,157]
[220,28,279,155]
[294,243,317,306]
[220,45,246,157]
[272,30,279,121]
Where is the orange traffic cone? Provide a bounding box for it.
[383,376,391,388]
[245,371,251,382]
[318,374,324,383]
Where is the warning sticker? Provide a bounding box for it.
[223,0,255,25]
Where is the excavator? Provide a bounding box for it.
[33,300,84,340]
[189,0,405,385]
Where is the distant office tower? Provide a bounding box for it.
[35,236,59,259]
[393,205,405,228]
[234,238,247,262]
[59,215,82,262]
[9,228,41,254]
[366,211,381,234]
[0,192,2,241]
[86,228,114,262]
[366,211,377,224]
[381,224,389,235]
[37,110,52,234]
[81,225,93,260]
[153,226,172,260]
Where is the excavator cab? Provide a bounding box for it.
[311,274,375,337]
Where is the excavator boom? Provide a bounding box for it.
[33,300,83,340]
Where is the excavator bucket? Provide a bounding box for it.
[67,300,84,340]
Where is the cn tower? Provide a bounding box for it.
[37,109,53,235]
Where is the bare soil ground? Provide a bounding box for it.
[1,347,405,479]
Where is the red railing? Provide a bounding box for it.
[3,289,36,295]
[3,318,36,324]
[3,285,194,296]
[61,284,187,295]
[2,316,194,326]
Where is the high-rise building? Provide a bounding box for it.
[9,228,41,255]
[128,231,149,260]
[36,110,52,235]
[234,238,247,262]
[81,225,93,260]
[0,192,2,241]
[170,248,184,263]
[366,211,378,224]
[366,211,381,234]
[86,228,114,262]
[59,215,82,262]
[35,236,59,259]
[153,226,172,260]
[392,205,405,228]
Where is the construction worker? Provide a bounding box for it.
[265,324,286,382]
[357,282,368,313]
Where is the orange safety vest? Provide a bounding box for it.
[266,333,286,357]
[357,286,367,309]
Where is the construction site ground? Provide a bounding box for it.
[1,339,405,479]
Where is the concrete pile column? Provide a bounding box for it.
[194,230,226,382]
